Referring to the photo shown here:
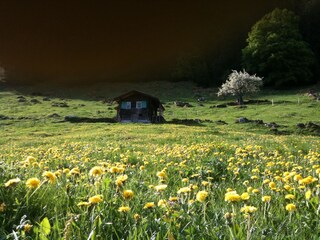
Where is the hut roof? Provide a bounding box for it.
[113,90,164,110]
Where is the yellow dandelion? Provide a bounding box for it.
[177,187,191,194]
[269,182,276,189]
[116,174,128,186]
[77,201,91,207]
[118,206,131,213]
[89,166,104,177]
[305,190,312,200]
[285,194,295,200]
[23,223,33,233]
[25,156,36,164]
[284,185,293,191]
[89,195,103,204]
[274,176,282,181]
[189,184,198,191]
[224,212,236,219]
[42,171,56,183]
[143,202,155,209]
[262,196,271,202]
[155,184,168,192]
[201,181,210,187]
[285,203,296,212]
[69,167,80,176]
[182,178,189,183]
[196,191,209,202]
[109,167,119,173]
[0,202,6,212]
[123,190,134,200]
[243,180,249,186]
[294,174,302,181]
[263,179,271,184]
[157,199,167,208]
[241,192,250,200]
[240,205,257,214]
[26,178,41,189]
[54,170,62,177]
[225,191,241,202]
[252,189,260,193]
[134,213,140,221]
[250,175,258,180]
[156,171,166,178]
[299,176,317,185]
[4,178,21,188]
[169,197,179,202]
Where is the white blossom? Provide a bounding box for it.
[217,70,262,104]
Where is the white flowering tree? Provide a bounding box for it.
[217,70,263,105]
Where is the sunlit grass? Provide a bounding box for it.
[0,82,320,239]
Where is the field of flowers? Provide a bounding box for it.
[1,128,320,239]
[0,84,320,239]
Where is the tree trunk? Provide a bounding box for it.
[237,95,244,105]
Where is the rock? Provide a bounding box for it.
[265,122,279,128]
[17,96,27,102]
[0,114,11,120]
[270,128,279,133]
[215,120,227,125]
[169,118,211,125]
[30,99,41,104]
[214,104,227,108]
[253,120,264,124]
[174,101,193,107]
[236,117,250,123]
[305,122,320,130]
[52,102,69,107]
[17,98,27,102]
[296,123,305,128]
[48,113,61,118]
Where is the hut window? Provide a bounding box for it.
[136,101,147,109]
[121,101,131,109]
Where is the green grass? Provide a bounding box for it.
[0,81,320,239]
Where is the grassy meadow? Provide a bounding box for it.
[0,81,320,239]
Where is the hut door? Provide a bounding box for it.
[131,110,139,122]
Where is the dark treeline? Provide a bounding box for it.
[0,1,319,88]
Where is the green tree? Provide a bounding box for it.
[242,8,316,88]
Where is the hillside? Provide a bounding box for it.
[0,82,320,239]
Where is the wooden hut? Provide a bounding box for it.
[113,90,165,123]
